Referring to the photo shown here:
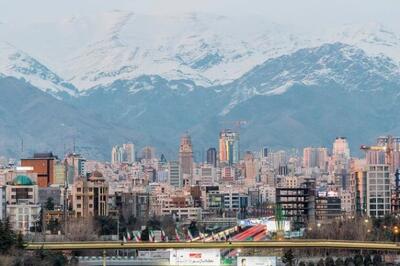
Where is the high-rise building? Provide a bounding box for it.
[333,137,350,159]
[123,143,135,163]
[111,143,135,164]
[71,171,109,218]
[263,147,268,158]
[65,153,86,185]
[351,159,367,216]
[0,186,6,221]
[206,147,217,167]
[268,150,288,172]
[53,161,66,185]
[169,161,181,188]
[244,151,258,184]
[6,175,41,234]
[179,134,193,178]
[219,129,240,165]
[111,145,123,164]
[141,146,156,160]
[303,147,328,170]
[21,152,58,188]
[366,164,391,217]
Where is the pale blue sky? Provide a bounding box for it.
[0,0,399,30]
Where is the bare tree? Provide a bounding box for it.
[65,217,99,241]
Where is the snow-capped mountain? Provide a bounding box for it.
[222,42,400,114]
[322,22,400,64]
[0,42,78,97]
[2,11,400,159]
[63,11,308,90]
[2,11,400,94]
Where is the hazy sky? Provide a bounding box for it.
[1,0,400,30]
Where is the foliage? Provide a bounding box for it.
[354,254,364,266]
[0,218,16,254]
[364,254,372,266]
[372,254,383,266]
[45,197,55,211]
[335,258,345,266]
[47,218,61,234]
[317,258,324,266]
[344,257,355,266]
[188,220,199,238]
[282,249,295,266]
[140,227,149,241]
[95,216,118,235]
[325,256,335,266]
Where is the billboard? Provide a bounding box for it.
[138,250,170,259]
[237,256,277,266]
[170,249,220,266]
[238,218,291,232]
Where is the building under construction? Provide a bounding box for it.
[276,179,315,228]
[361,136,400,214]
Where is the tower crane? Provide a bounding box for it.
[361,135,400,213]
[221,120,248,132]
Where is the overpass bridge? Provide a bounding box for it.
[25,240,400,251]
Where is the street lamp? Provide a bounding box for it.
[393,226,399,242]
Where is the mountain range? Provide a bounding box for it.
[0,12,400,160]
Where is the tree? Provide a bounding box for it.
[65,217,98,241]
[282,249,295,266]
[141,227,150,241]
[354,254,364,266]
[372,254,383,266]
[345,257,355,266]
[317,258,324,266]
[45,197,55,211]
[325,256,335,266]
[364,254,372,266]
[299,261,306,266]
[307,262,315,266]
[16,231,24,249]
[47,218,61,234]
[0,218,16,253]
[188,221,199,238]
[146,216,161,230]
[335,258,345,266]
[96,216,118,235]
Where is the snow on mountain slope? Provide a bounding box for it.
[64,12,400,91]
[220,42,400,115]
[65,11,307,90]
[319,22,400,64]
[2,11,400,94]
[0,42,78,97]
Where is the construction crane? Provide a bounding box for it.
[361,136,400,213]
[360,135,400,172]
[221,120,248,132]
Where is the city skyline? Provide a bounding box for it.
[1,1,400,265]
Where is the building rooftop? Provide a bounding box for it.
[12,175,34,186]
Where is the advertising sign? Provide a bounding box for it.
[170,249,221,266]
[237,256,277,266]
[138,250,170,259]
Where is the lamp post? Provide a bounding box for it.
[393,226,399,242]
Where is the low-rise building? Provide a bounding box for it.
[6,175,41,234]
